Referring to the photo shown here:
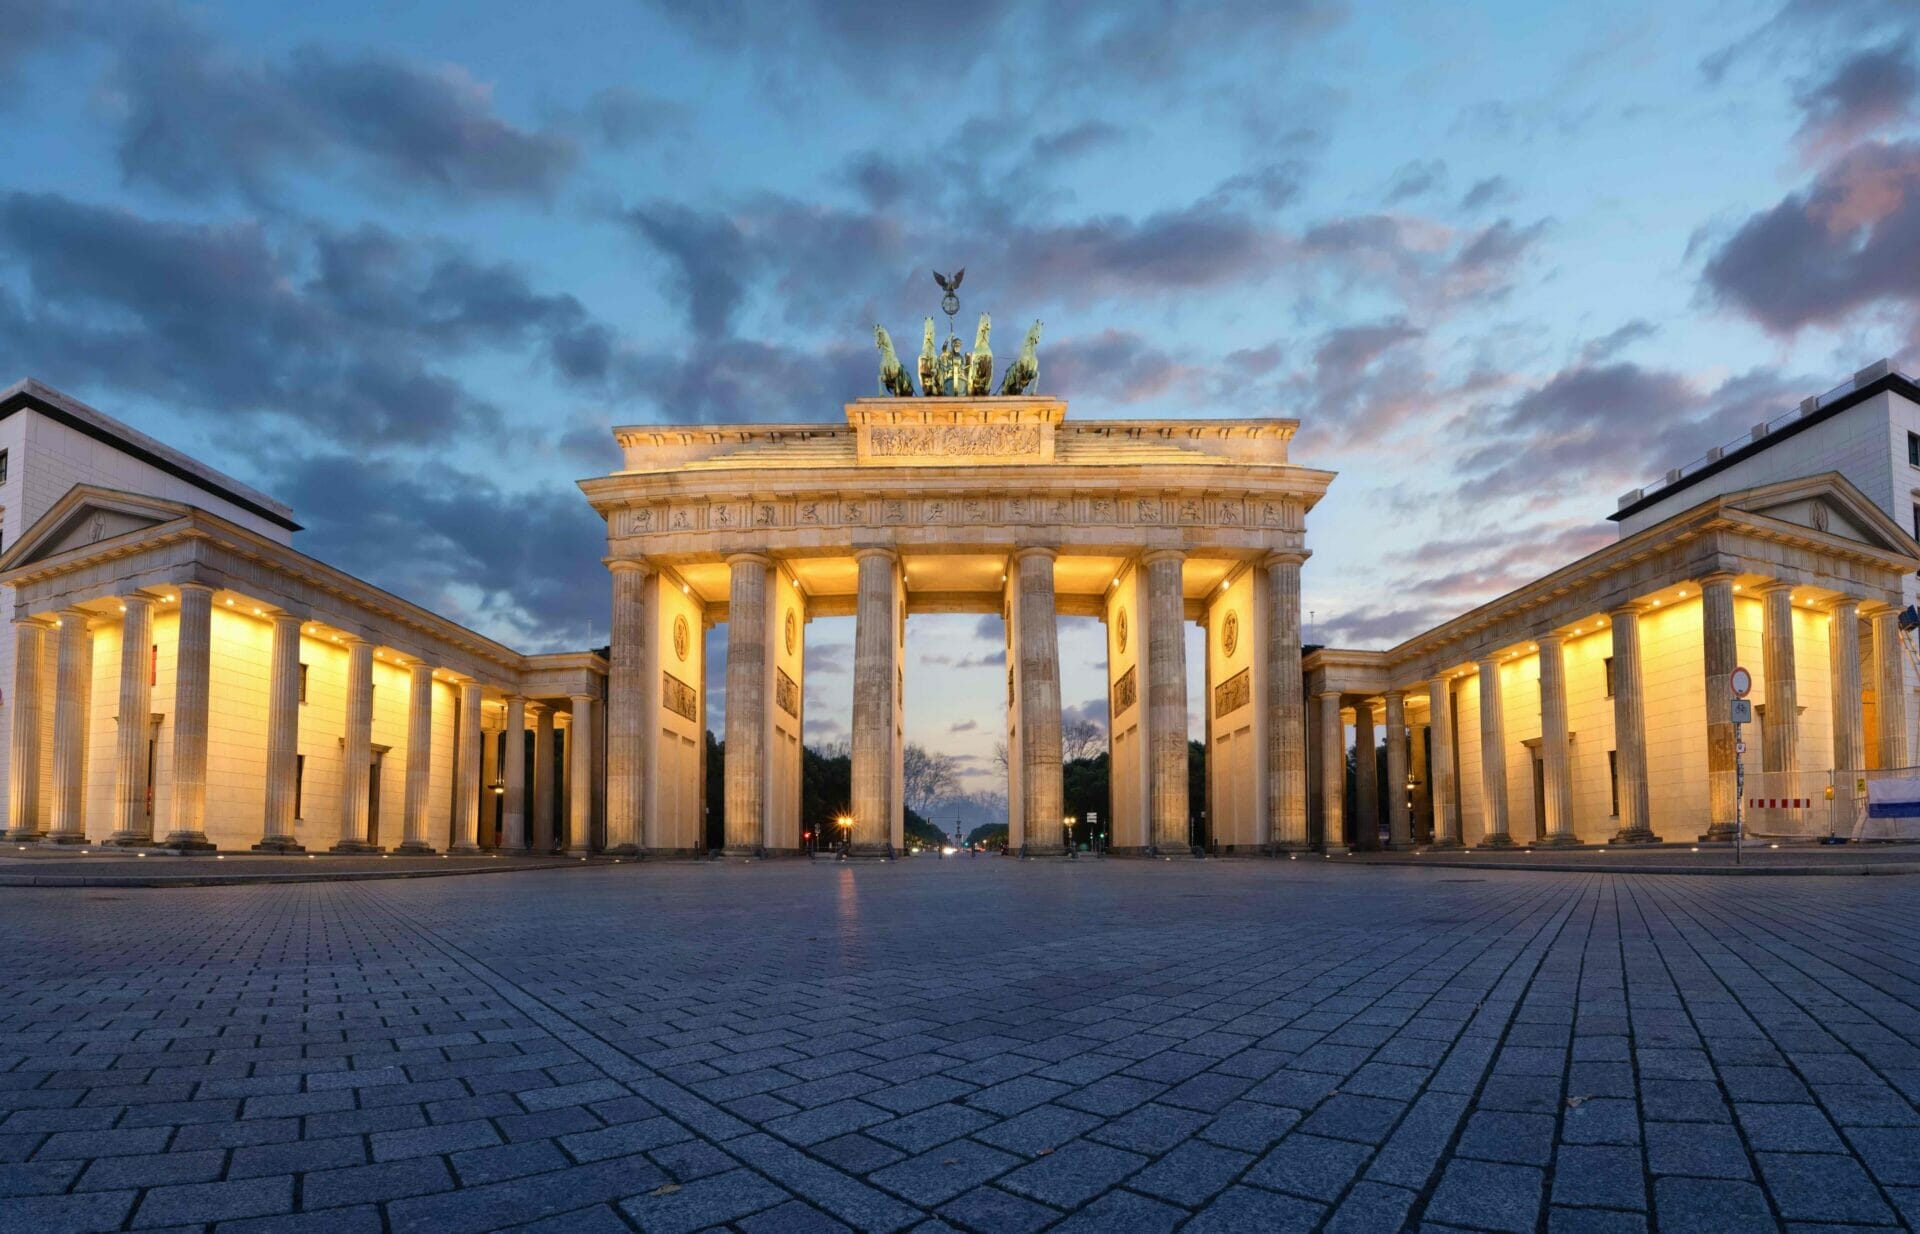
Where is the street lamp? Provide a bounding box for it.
[835,814,853,857]
[1063,814,1076,855]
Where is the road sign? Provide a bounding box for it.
[1735,740,1747,755]
[1731,666,1752,697]
[1731,698,1753,723]
[1087,812,1098,825]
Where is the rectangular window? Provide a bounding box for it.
[299,663,309,703]
[0,450,9,485]
[1603,656,1616,699]
[150,643,158,688]
[1912,501,1919,541]
[1608,750,1619,817]
[1909,432,1920,466]
[294,754,305,820]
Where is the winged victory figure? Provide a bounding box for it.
[999,319,1043,395]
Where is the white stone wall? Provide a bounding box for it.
[1205,571,1262,849]
[765,570,805,851]
[650,574,706,851]
[1105,563,1148,850]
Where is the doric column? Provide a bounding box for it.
[850,548,897,856]
[108,595,155,846]
[1537,633,1576,845]
[1757,581,1800,785]
[1476,657,1512,845]
[1610,605,1654,843]
[1144,549,1190,853]
[1427,677,1458,845]
[163,584,215,850]
[6,617,49,840]
[1828,598,1864,776]
[1318,692,1346,851]
[1265,552,1308,849]
[332,636,378,852]
[47,609,93,843]
[257,612,304,851]
[1352,698,1378,850]
[605,558,650,855]
[533,703,556,851]
[723,552,770,855]
[568,694,594,856]
[450,679,483,853]
[1872,606,1910,769]
[1384,692,1410,848]
[1015,548,1064,855]
[1700,571,1739,840]
[398,661,436,853]
[501,694,527,851]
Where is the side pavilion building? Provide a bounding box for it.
[580,396,1335,857]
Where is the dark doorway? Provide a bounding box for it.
[1529,749,1545,841]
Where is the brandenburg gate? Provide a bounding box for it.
[580,396,1333,857]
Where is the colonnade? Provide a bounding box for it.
[3,586,598,853]
[1313,574,1909,848]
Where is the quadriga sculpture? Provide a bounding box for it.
[999,319,1042,395]
[873,325,915,397]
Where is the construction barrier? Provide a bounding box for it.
[1742,770,1819,839]
[1845,767,1920,841]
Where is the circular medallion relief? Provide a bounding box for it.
[673,614,690,662]
[784,609,797,656]
[1117,607,1129,654]
[1222,610,1239,657]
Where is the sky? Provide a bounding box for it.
[3,0,1919,800]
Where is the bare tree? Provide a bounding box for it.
[902,742,960,813]
[992,740,1008,777]
[1062,719,1106,762]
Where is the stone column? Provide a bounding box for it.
[723,552,770,855]
[1015,548,1065,856]
[1318,693,1346,851]
[1828,599,1864,775]
[1144,549,1190,852]
[1873,606,1910,769]
[332,637,378,852]
[568,694,594,857]
[47,609,93,844]
[1428,677,1458,845]
[162,584,215,850]
[1610,605,1654,843]
[1352,698,1378,850]
[108,595,154,846]
[398,662,436,853]
[1538,632,1577,845]
[533,704,556,851]
[450,679,483,853]
[501,694,527,852]
[1265,552,1308,848]
[1700,571,1739,840]
[1476,657,1512,845]
[1410,721,1432,842]
[850,548,897,856]
[1384,692,1410,848]
[1757,581,1800,789]
[6,618,48,840]
[257,612,304,851]
[605,559,649,855]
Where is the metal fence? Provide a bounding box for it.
[1828,767,1920,842]
[1742,770,1820,839]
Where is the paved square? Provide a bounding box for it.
[2,859,1918,1232]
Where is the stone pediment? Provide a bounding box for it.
[1,486,192,571]
[1723,473,1918,557]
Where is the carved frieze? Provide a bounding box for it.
[775,667,799,718]
[1215,667,1250,717]
[868,424,1042,459]
[1113,665,1137,717]
[663,671,697,721]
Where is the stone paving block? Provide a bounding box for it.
[972,1102,1102,1156]
[1551,1144,1647,1210]
[866,1103,996,1153]
[935,1185,1058,1234]
[1299,1092,1405,1144]
[1653,1176,1776,1233]
[132,1174,293,1227]
[1044,1187,1187,1234]
[1456,1109,1555,1166]
[996,1138,1147,1209]
[1646,1119,1751,1179]
[870,1138,1021,1207]
[1128,1139,1252,1206]
[1545,1207,1648,1233]
[1244,1131,1370,1202]
[1087,1101,1210,1153]
[1755,1151,1896,1225]
[617,1166,791,1234]
[1178,1184,1323,1233]
[1323,1180,1416,1233]
[0,1189,138,1234]
[1425,1158,1544,1234]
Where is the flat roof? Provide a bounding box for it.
[0,379,301,533]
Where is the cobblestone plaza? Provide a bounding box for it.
[4,861,1918,1232]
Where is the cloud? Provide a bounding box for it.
[949,719,980,733]
[1299,214,1548,310]
[0,193,606,448]
[0,0,80,87]
[1047,330,1203,406]
[1795,41,1918,153]
[1459,176,1515,210]
[1385,159,1448,203]
[574,86,686,150]
[1701,139,1920,336]
[102,13,574,203]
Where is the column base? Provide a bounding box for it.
[108,832,155,847]
[1478,833,1515,848]
[41,833,88,845]
[601,844,640,857]
[564,847,591,858]
[329,840,384,854]
[1428,837,1463,849]
[4,829,45,842]
[1537,833,1583,847]
[1021,845,1066,858]
[644,847,710,860]
[720,845,764,861]
[1698,823,1739,842]
[393,841,439,855]
[160,833,216,852]
[252,837,305,853]
[1610,828,1661,845]
[447,843,482,855]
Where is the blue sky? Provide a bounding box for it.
[3,0,1918,796]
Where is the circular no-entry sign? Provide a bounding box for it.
[1731,666,1752,698]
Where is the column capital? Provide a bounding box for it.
[1609,600,1649,619]
[1011,545,1058,563]
[1141,548,1185,567]
[1749,578,1793,597]
[1862,600,1901,618]
[1383,688,1406,702]
[174,581,216,597]
[1476,655,1501,671]
[724,550,772,569]
[1264,550,1311,568]
[1536,630,1565,648]
[603,556,654,576]
[119,592,155,612]
[852,546,897,565]
[1821,594,1862,614]
[14,614,55,630]
[568,691,597,704]
[1698,570,1741,587]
